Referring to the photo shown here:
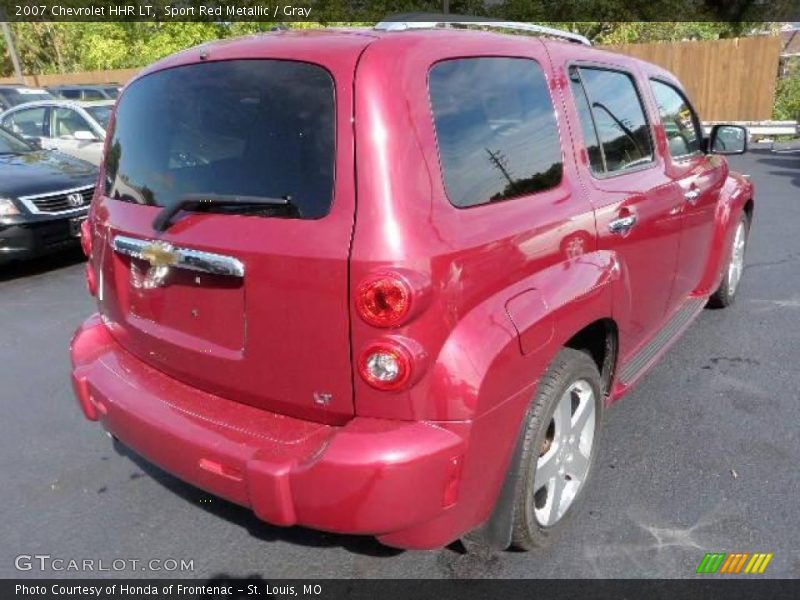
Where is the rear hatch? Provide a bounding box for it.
[93,39,365,424]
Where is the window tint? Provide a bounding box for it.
[574,68,654,174]
[86,105,112,130]
[61,89,81,99]
[429,57,563,208]
[53,108,92,138]
[650,79,702,158]
[4,107,47,138]
[568,67,604,173]
[105,60,335,219]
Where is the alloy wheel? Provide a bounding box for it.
[728,220,747,296]
[533,379,597,527]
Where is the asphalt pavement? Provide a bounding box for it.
[1,149,798,579]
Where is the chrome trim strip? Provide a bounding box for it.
[374,19,591,46]
[112,235,245,278]
[17,184,95,216]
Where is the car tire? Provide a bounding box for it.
[511,348,604,550]
[708,213,750,309]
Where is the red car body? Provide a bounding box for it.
[70,28,753,549]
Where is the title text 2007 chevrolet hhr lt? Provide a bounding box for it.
[70,22,753,550]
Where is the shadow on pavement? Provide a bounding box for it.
[0,247,85,283]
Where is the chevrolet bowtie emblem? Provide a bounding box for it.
[112,235,246,288]
[139,241,178,288]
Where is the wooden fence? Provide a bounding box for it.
[605,36,782,121]
[0,67,140,87]
[1,35,782,121]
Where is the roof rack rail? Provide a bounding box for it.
[374,13,591,46]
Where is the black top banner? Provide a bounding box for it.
[0,0,799,22]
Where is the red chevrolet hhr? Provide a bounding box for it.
[70,20,753,551]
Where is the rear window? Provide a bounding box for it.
[104,60,335,219]
[4,88,54,105]
[429,57,563,208]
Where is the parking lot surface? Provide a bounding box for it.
[1,150,798,579]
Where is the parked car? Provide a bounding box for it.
[70,21,753,551]
[0,100,112,165]
[0,85,56,111]
[47,83,121,101]
[0,126,97,265]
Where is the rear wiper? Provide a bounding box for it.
[153,193,296,232]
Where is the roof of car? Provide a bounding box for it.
[0,99,115,112]
[131,27,679,91]
[48,83,119,89]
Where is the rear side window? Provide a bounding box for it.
[105,60,335,219]
[429,57,563,208]
[3,107,47,138]
[570,67,654,175]
[650,79,702,158]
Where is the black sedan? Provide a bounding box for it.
[0,127,98,265]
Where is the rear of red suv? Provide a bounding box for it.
[71,30,472,549]
[71,25,753,552]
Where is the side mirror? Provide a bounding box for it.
[709,125,747,155]
[73,130,99,142]
[27,137,42,150]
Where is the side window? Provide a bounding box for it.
[568,67,604,173]
[650,79,702,158]
[4,107,47,138]
[429,57,563,208]
[61,89,81,99]
[52,108,91,138]
[571,67,654,174]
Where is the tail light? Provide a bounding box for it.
[79,219,92,257]
[358,340,413,391]
[355,272,412,328]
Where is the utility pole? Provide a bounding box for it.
[1,22,24,83]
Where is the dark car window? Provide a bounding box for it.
[572,67,654,174]
[650,79,702,158]
[0,126,34,154]
[3,107,48,139]
[429,57,563,208]
[104,60,335,219]
[83,89,105,101]
[60,89,81,99]
[85,105,112,130]
[3,88,54,106]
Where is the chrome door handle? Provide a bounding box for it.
[684,189,700,204]
[608,215,637,234]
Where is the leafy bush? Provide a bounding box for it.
[773,71,800,122]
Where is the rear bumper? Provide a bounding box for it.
[70,315,468,546]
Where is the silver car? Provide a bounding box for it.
[0,99,112,165]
